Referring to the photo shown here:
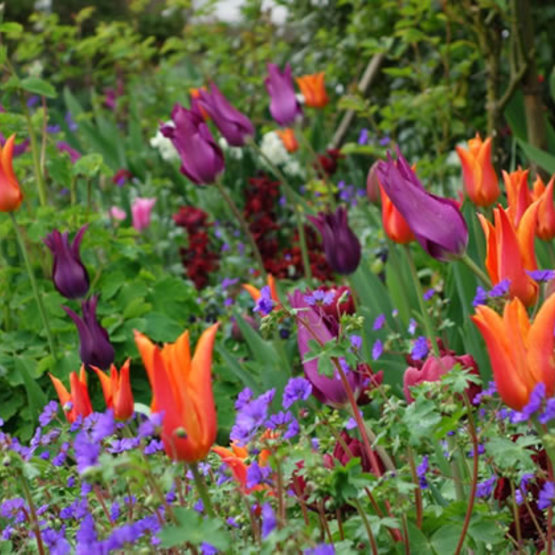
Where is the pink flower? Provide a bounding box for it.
[109,206,126,221]
[131,198,156,231]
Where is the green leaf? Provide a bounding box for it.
[19,77,57,99]
[216,345,260,393]
[72,153,106,177]
[14,356,47,422]
[158,508,230,549]
[0,22,23,35]
[516,138,555,174]
[430,523,464,554]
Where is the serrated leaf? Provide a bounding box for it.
[19,77,57,99]
[72,153,105,177]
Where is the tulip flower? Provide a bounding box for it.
[275,128,298,153]
[49,366,92,423]
[44,225,90,299]
[131,197,156,232]
[477,203,539,306]
[161,104,224,185]
[503,167,531,227]
[456,134,499,206]
[109,206,126,222]
[532,175,555,241]
[376,150,468,261]
[295,72,329,108]
[379,184,415,244]
[199,83,254,147]
[308,207,361,275]
[472,294,555,410]
[289,290,366,408]
[91,360,134,421]
[0,134,23,212]
[366,161,381,204]
[63,296,115,370]
[265,63,303,126]
[242,274,281,311]
[134,323,219,462]
[323,431,383,474]
[403,354,480,403]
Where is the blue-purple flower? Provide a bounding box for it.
[44,225,90,299]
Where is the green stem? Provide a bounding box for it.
[20,95,47,207]
[352,498,378,555]
[213,177,267,278]
[248,139,312,283]
[295,122,336,209]
[10,213,57,360]
[17,467,46,555]
[189,462,215,517]
[459,252,493,288]
[404,245,440,357]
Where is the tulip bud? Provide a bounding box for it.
[44,225,90,299]
[63,296,114,370]
[377,150,468,261]
[308,207,361,275]
[161,104,224,185]
[131,197,156,232]
[366,161,381,204]
[199,83,254,147]
[0,135,23,212]
[265,63,303,126]
[295,72,329,109]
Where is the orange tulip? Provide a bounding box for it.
[472,294,555,410]
[242,274,281,311]
[456,134,499,207]
[49,366,93,423]
[503,167,531,227]
[477,203,539,306]
[295,72,328,108]
[379,184,415,244]
[275,128,298,153]
[532,175,555,241]
[134,323,219,462]
[0,134,23,212]
[91,359,134,421]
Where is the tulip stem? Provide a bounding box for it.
[20,94,47,207]
[189,462,215,517]
[404,245,440,358]
[248,139,313,283]
[10,213,57,360]
[459,252,492,288]
[214,177,267,279]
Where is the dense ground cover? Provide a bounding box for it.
[1,1,555,552]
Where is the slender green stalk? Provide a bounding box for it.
[248,139,312,282]
[351,498,378,555]
[404,245,440,357]
[295,122,336,209]
[20,95,47,207]
[213,177,267,278]
[460,252,492,288]
[17,467,46,555]
[10,213,57,360]
[189,462,215,517]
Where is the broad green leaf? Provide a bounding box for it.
[19,77,57,99]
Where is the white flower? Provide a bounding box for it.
[218,137,243,160]
[150,124,179,162]
[259,131,289,166]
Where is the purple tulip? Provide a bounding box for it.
[264,63,303,126]
[308,207,361,275]
[199,83,254,147]
[376,150,468,261]
[44,225,90,299]
[63,296,114,370]
[161,104,224,185]
[289,290,365,408]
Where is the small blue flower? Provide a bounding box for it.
[282,377,312,409]
[350,334,362,350]
[372,339,383,360]
[261,503,276,538]
[488,279,511,298]
[475,476,496,499]
[358,128,369,145]
[372,313,385,330]
[253,286,275,315]
[538,481,555,510]
[416,456,429,489]
[411,336,429,360]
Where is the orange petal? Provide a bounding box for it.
[91,365,113,408]
[242,283,261,302]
